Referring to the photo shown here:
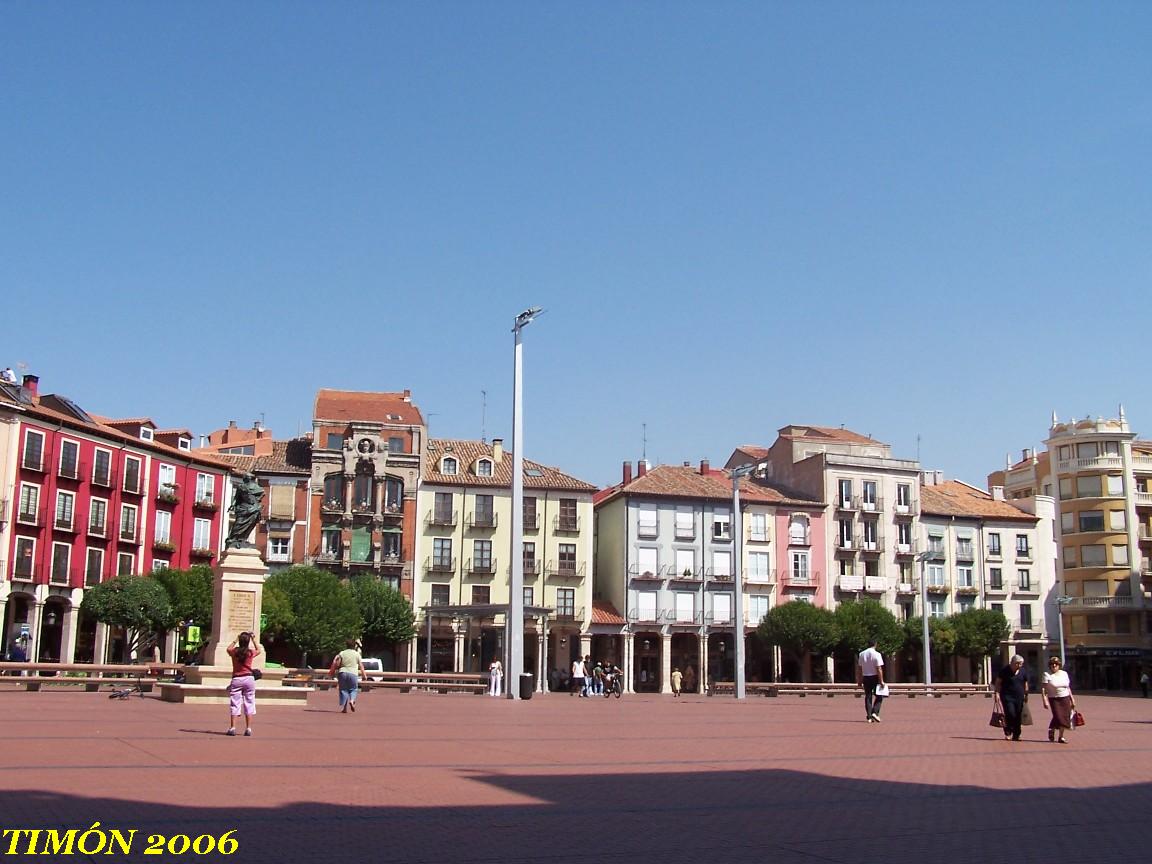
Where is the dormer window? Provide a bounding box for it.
[140,428,154,441]
[476,458,493,477]
[178,438,191,451]
[441,456,458,475]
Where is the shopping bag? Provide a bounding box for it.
[1072,709,1086,727]
[1021,701,1034,726]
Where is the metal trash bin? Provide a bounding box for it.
[519,672,535,700]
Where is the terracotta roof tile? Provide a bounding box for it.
[781,424,879,445]
[424,439,596,492]
[596,464,822,508]
[212,439,311,475]
[591,600,627,626]
[920,481,1037,522]
[314,389,424,425]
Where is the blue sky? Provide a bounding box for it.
[3,3,1150,489]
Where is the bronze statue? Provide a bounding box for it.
[225,472,265,549]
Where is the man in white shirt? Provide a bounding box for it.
[857,639,886,723]
[571,657,586,697]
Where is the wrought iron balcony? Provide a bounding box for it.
[554,515,581,534]
[629,564,664,581]
[426,510,458,528]
[468,512,498,530]
[547,560,585,579]
[466,558,497,576]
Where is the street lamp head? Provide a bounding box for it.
[513,307,545,331]
[915,550,935,562]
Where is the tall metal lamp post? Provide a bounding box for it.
[729,462,763,700]
[915,549,935,691]
[1055,596,1075,666]
[507,307,544,700]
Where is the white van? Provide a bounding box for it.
[360,658,385,681]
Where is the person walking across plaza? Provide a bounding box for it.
[996,654,1030,742]
[330,638,366,713]
[1141,670,1149,698]
[487,659,503,696]
[226,632,260,736]
[857,638,885,723]
[571,656,586,697]
[671,667,683,697]
[1041,656,1076,743]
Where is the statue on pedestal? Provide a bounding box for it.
[226,473,265,550]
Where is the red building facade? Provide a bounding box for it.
[1,376,231,663]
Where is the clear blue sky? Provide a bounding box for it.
[4,3,1150,490]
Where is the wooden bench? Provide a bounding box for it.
[0,662,162,692]
[710,681,992,698]
[283,670,487,694]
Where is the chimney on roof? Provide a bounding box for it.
[699,458,710,475]
[623,461,633,484]
[199,435,209,448]
[638,459,649,478]
[402,389,411,402]
[991,486,1005,501]
[492,438,504,463]
[21,374,39,398]
[228,420,238,429]
[1022,448,1031,462]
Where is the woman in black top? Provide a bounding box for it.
[996,654,1029,741]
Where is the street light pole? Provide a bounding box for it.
[1056,596,1074,666]
[917,550,933,692]
[729,462,763,700]
[507,307,543,700]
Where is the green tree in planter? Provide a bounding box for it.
[350,576,416,654]
[951,608,1010,680]
[264,566,362,667]
[834,599,904,656]
[904,616,958,680]
[80,575,174,661]
[757,601,839,682]
[152,565,214,634]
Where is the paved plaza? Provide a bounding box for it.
[1,688,1149,863]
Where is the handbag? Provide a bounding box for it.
[989,694,1005,728]
[252,668,263,680]
[1021,700,1034,726]
[1072,709,1085,727]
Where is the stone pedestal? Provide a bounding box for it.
[203,546,266,668]
[159,546,311,706]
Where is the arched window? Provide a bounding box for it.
[441,456,458,475]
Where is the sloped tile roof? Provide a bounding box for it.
[211,439,312,475]
[425,439,596,492]
[781,424,879,445]
[920,481,1037,522]
[314,389,424,425]
[596,464,823,508]
[732,445,770,461]
[591,600,627,626]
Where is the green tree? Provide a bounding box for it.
[951,608,1010,675]
[264,566,362,666]
[259,582,295,640]
[904,616,958,681]
[152,565,214,631]
[80,575,174,661]
[350,576,416,649]
[758,601,839,682]
[834,599,904,657]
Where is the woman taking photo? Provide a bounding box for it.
[1041,656,1076,744]
[226,632,261,736]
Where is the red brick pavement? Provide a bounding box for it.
[0,689,1149,863]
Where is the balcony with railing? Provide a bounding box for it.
[1015,546,1033,562]
[779,569,820,589]
[321,497,345,514]
[744,568,775,585]
[896,581,917,594]
[17,505,42,527]
[466,557,498,577]
[857,537,883,555]
[156,483,180,505]
[835,537,856,554]
[49,566,73,587]
[838,573,864,591]
[547,560,586,580]
[194,493,219,512]
[1140,525,1152,542]
[836,495,858,512]
[864,575,887,593]
[674,524,697,541]
[119,525,138,544]
[554,515,581,534]
[669,567,702,582]
[554,606,584,623]
[1015,618,1042,634]
[925,579,950,594]
[1012,580,1039,595]
[985,580,1007,595]
[894,497,919,517]
[152,539,176,553]
[190,546,215,560]
[424,556,456,575]
[706,568,734,584]
[54,512,76,533]
[58,459,84,481]
[955,581,979,596]
[894,541,916,558]
[351,499,375,516]
[1055,455,1124,473]
[629,564,664,581]
[314,547,344,566]
[426,510,458,528]
[1134,491,1152,508]
[859,496,883,513]
[520,558,541,578]
[926,542,946,561]
[468,512,498,531]
[523,511,539,532]
[1060,596,1136,609]
[955,543,975,562]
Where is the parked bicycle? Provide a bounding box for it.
[108,678,147,700]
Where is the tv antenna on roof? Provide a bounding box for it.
[481,390,487,442]
[642,422,648,461]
